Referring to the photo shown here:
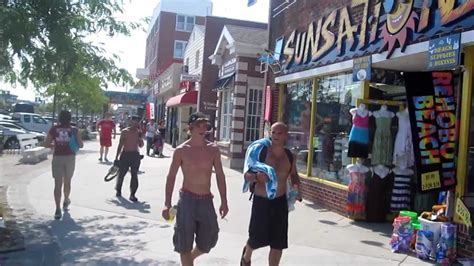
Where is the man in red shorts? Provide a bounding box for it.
[97,113,116,162]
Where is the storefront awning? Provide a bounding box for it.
[214,73,235,91]
[166,90,198,107]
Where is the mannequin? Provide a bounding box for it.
[346,159,370,173]
[390,166,414,212]
[372,105,395,118]
[346,159,369,220]
[392,166,414,176]
[349,103,371,117]
[348,104,371,158]
[372,164,390,178]
[371,105,395,165]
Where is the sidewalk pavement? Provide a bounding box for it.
[2,139,431,265]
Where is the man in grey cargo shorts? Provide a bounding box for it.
[162,112,228,266]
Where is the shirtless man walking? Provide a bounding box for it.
[162,112,228,266]
[114,116,144,202]
[241,122,301,266]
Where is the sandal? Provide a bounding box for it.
[240,246,251,266]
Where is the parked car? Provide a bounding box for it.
[0,121,46,143]
[0,114,12,120]
[11,112,52,133]
[0,125,25,149]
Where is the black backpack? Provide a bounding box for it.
[248,146,293,200]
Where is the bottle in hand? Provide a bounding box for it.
[168,205,178,222]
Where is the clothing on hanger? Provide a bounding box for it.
[371,105,395,165]
[366,166,393,222]
[390,167,413,212]
[393,108,415,168]
[348,105,370,158]
[346,163,369,220]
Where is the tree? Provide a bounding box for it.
[0,1,146,118]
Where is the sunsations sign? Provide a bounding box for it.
[280,0,474,73]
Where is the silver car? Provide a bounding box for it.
[0,121,46,149]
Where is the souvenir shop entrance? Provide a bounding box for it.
[276,45,473,224]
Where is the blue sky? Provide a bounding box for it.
[7,0,269,101]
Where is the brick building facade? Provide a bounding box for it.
[210,25,268,169]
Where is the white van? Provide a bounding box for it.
[11,112,52,133]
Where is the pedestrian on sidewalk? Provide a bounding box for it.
[145,119,156,156]
[162,112,228,266]
[96,113,116,162]
[240,122,301,266]
[114,116,144,202]
[44,110,84,220]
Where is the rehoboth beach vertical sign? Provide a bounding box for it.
[404,72,457,193]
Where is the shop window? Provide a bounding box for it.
[283,80,313,175]
[466,86,474,196]
[312,73,360,184]
[219,90,233,141]
[245,88,263,142]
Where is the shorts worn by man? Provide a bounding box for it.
[162,112,228,266]
[241,122,301,266]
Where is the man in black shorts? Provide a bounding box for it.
[241,122,301,266]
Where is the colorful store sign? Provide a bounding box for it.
[279,0,474,73]
[405,71,457,193]
[428,33,462,70]
[352,56,371,82]
[104,91,147,106]
[456,198,472,228]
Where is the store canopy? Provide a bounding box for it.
[214,73,235,91]
[166,90,198,107]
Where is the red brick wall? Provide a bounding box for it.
[300,178,348,216]
[145,12,206,78]
[457,224,474,258]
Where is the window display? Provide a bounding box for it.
[311,72,360,183]
[466,87,474,195]
[283,80,312,174]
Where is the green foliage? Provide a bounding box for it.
[36,102,54,114]
[0,0,146,89]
